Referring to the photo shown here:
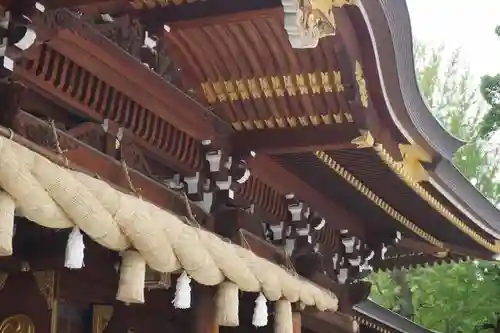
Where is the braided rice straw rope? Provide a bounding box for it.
[0,136,338,311]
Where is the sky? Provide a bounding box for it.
[407,0,500,78]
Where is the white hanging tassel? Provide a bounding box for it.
[64,227,85,269]
[173,271,191,309]
[252,293,268,327]
[0,192,15,256]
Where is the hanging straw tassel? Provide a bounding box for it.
[252,293,268,327]
[64,227,85,269]
[0,192,15,256]
[215,281,239,326]
[274,300,293,333]
[173,271,191,309]
[116,251,146,304]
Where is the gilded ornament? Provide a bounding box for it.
[212,82,227,103]
[296,74,309,94]
[201,83,216,104]
[92,305,113,333]
[242,120,254,130]
[247,79,262,99]
[224,81,238,101]
[298,116,310,126]
[308,73,321,94]
[434,250,449,259]
[232,122,244,131]
[333,71,344,92]
[314,150,446,249]
[235,80,250,100]
[287,116,298,127]
[129,0,200,8]
[282,0,355,49]
[254,120,265,129]
[264,118,276,128]
[0,315,35,333]
[310,115,321,125]
[271,76,285,97]
[354,61,368,107]
[321,114,333,124]
[398,143,432,183]
[350,130,374,149]
[320,72,333,92]
[258,77,273,98]
[333,113,343,123]
[275,118,287,128]
[283,75,297,96]
[375,143,500,253]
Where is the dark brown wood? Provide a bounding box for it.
[0,272,55,333]
[293,311,302,333]
[232,125,361,155]
[302,309,356,333]
[192,285,218,333]
[31,9,232,145]
[249,155,365,237]
[7,116,208,222]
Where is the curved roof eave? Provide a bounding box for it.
[355,0,464,160]
[354,300,435,333]
[353,0,500,240]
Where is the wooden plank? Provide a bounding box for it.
[192,286,219,333]
[31,9,232,145]
[232,125,362,155]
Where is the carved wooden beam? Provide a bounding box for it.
[303,308,358,333]
[248,154,365,237]
[232,124,364,155]
[28,8,232,145]
[15,111,208,220]
[43,0,128,9]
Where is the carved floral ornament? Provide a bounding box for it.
[282,0,354,49]
[0,315,35,333]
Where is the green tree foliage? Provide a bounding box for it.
[479,26,500,138]
[414,42,500,201]
[369,38,500,332]
[370,262,500,333]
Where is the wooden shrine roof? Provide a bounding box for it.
[354,300,435,333]
[0,0,496,279]
[132,1,500,258]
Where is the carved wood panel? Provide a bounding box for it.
[16,43,204,174]
[0,273,54,333]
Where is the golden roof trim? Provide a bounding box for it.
[201,71,345,103]
[314,150,445,249]
[130,0,198,9]
[353,315,392,333]
[374,143,500,253]
[355,61,368,107]
[231,112,353,131]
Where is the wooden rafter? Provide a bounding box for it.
[232,124,363,155]
[249,154,365,237]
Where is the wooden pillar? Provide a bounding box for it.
[192,285,219,333]
[292,309,302,333]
